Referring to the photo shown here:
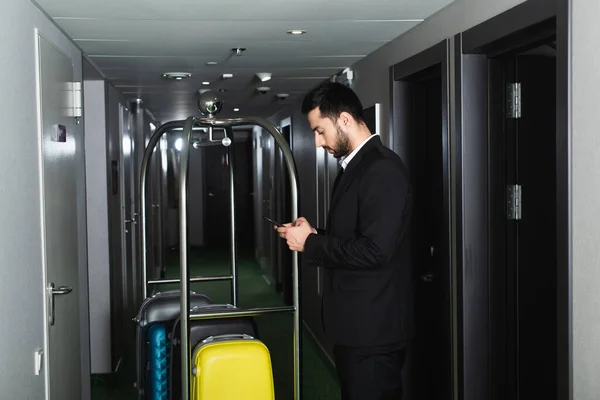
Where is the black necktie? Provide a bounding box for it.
[332,167,345,194]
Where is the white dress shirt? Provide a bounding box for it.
[340,134,379,170]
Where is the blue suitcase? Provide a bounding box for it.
[135,290,212,399]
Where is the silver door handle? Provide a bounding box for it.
[47,282,73,326]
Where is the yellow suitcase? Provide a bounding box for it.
[191,334,275,400]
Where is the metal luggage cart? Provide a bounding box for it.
[139,90,301,399]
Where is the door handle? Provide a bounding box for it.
[125,212,139,224]
[47,282,73,326]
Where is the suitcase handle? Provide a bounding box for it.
[201,333,255,344]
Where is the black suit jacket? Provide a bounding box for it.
[305,136,413,347]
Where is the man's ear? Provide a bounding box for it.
[338,111,353,128]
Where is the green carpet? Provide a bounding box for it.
[91,246,340,400]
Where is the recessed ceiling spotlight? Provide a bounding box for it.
[257,86,271,94]
[202,81,210,85]
[277,93,290,100]
[222,73,234,79]
[256,72,272,82]
[233,108,240,112]
[287,30,306,35]
[161,72,192,80]
[206,61,218,65]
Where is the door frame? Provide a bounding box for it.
[460,0,569,397]
[118,103,131,314]
[389,38,457,399]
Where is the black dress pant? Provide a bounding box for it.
[333,343,407,400]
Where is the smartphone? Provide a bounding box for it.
[262,216,284,227]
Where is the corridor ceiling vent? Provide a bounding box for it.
[161,72,192,81]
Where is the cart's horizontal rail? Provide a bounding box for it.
[190,306,296,320]
[147,275,233,285]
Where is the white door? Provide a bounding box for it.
[37,34,82,399]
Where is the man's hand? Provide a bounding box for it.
[275,217,315,252]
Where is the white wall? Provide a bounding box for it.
[84,80,112,374]
[0,0,85,398]
[572,0,600,398]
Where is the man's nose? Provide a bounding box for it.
[314,133,324,148]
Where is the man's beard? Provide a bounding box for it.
[330,123,352,159]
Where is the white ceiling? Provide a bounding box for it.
[35,0,455,122]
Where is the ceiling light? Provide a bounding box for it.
[257,87,271,94]
[222,73,233,79]
[256,72,272,82]
[287,30,306,35]
[277,93,290,100]
[161,72,192,80]
[206,61,218,65]
[233,108,240,112]
[202,81,210,85]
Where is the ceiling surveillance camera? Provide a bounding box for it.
[257,86,271,94]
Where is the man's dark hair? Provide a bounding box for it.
[301,82,365,124]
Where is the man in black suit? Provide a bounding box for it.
[277,82,413,400]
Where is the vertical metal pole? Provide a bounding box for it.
[225,126,238,307]
[179,117,195,400]
[140,120,186,300]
